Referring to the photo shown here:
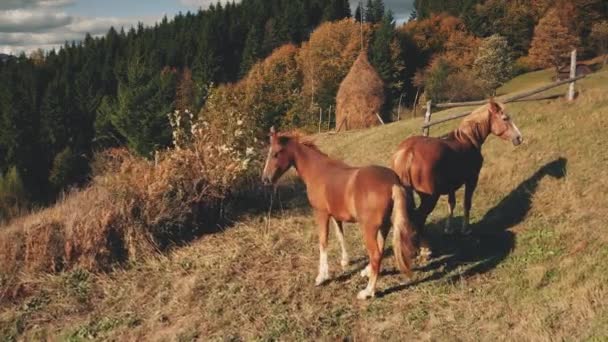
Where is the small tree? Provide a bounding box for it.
[590,21,608,66]
[473,34,514,94]
[528,9,579,73]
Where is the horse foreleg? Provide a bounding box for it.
[358,225,382,300]
[445,191,456,234]
[314,210,330,286]
[462,179,478,235]
[332,218,349,270]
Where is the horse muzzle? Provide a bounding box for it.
[512,135,523,146]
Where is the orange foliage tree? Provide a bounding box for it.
[297,19,372,112]
[244,44,303,129]
[528,8,580,72]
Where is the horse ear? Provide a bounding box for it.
[488,97,500,113]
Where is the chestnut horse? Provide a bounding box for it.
[262,127,416,299]
[391,99,523,256]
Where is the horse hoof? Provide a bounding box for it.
[315,274,329,286]
[341,258,349,270]
[357,289,375,300]
[419,247,432,258]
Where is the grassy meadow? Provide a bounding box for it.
[2,66,608,341]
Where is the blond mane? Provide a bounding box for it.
[277,131,328,157]
[452,101,505,148]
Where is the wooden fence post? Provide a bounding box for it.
[397,93,404,121]
[318,108,322,133]
[568,49,577,101]
[423,100,432,136]
[327,105,332,131]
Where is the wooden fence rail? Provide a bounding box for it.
[421,50,584,135]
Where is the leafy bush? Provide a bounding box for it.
[0,99,263,273]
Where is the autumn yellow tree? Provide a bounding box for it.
[244,44,302,129]
[528,9,580,72]
[297,19,372,112]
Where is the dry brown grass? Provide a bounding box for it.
[335,51,385,131]
[1,67,608,341]
[0,108,262,277]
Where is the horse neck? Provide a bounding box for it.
[291,143,335,185]
[453,112,492,150]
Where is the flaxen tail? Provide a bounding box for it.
[391,185,416,277]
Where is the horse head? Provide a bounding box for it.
[262,126,294,185]
[488,99,523,146]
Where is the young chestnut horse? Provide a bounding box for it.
[262,127,416,299]
[391,99,523,255]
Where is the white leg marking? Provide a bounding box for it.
[333,220,349,269]
[360,264,371,278]
[315,248,329,286]
[262,146,272,177]
[357,274,377,300]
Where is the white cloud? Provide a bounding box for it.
[67,15,159,35]
[0,0,74,10]
[0,0,162,55]
[0,9,72,32]
[0,14,162,55]
[349,0,414,23]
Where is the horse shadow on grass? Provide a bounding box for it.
[377,157,568,297]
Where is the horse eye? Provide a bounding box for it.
[273,152,279,158]
[502,116,509,121]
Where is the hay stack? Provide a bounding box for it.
[335,52,385,131]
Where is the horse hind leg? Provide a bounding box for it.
[358,224,383,300]
[445,191,456,234]
[332,218,349,270]
[416,194,439,263]
[360,225,389,278]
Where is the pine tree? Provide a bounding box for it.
[369,11,405,108]
[111,56,176,157]
[354,3,363,22]
[240,24,262,77]
[262,19,281,55]
[365,0,375,23]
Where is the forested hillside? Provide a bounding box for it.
[0,0,351,217]
[0,0,607,222]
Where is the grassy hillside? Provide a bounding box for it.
[2,67,608,341]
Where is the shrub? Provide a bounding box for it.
[0,98,263,274]
[443,69,491,102]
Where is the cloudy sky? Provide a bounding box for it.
[1,0,414,55]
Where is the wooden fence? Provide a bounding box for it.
[422,50,584,136]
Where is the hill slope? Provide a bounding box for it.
[2,68,608,340]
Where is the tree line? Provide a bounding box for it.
[1,0,608,219]
[0,0,352,217]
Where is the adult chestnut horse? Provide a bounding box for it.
[262,127,416,299]
[391,99,522,254]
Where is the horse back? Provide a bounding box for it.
[391,136,482,195]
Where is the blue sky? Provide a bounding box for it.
[0,0,414,55]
